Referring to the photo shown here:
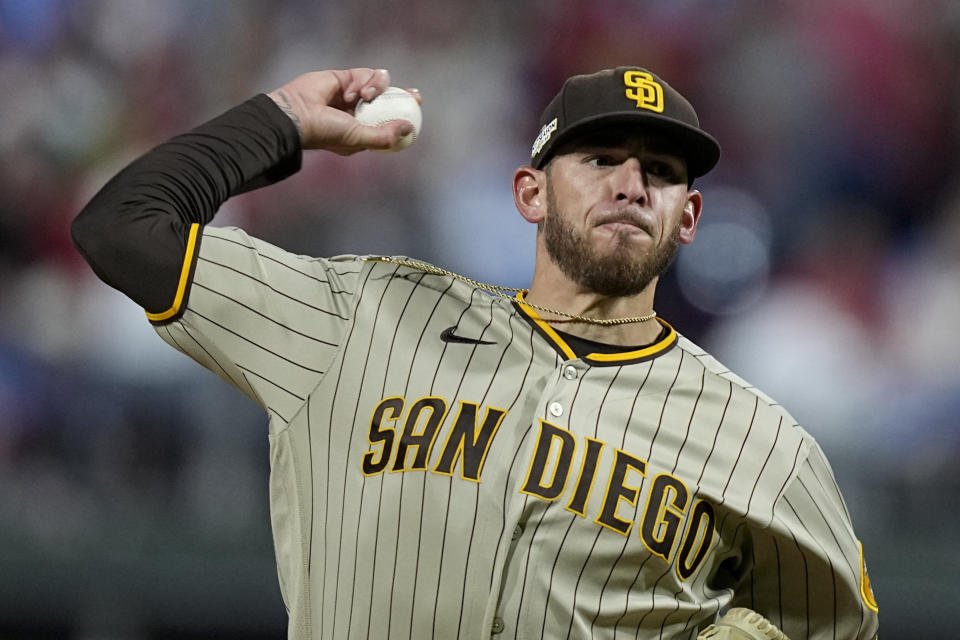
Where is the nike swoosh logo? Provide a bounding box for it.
[440,326,496,345]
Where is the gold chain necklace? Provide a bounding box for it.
[365,256,657,326]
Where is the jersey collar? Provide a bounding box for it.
[513,292,678,366]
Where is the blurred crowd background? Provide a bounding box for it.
[1,0,958,637]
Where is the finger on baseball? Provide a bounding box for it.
[404,88,423,106]
[342,68,390,104]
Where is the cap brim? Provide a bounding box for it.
[534,111,720,178]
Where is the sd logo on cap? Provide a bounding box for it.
[529,66,720,180]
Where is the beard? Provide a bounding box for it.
[543,187,681,297]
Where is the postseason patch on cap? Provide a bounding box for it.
[531,117,558,159]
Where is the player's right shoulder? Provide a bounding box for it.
[356,255,494,310]
[183,225,368,320]
[359,255,449,283]
[200,225,365,275]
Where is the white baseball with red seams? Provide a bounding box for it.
[354,86,421,151]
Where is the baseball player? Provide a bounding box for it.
[72,66,879,639]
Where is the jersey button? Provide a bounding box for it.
[563,365,578,380]
[512,524,523,540]
[491,617,505,634]
[548,402,563,417]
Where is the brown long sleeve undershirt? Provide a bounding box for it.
[71,94,302,316]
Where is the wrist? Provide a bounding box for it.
[267,89,306,143]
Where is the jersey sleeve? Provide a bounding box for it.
[732,441,880,639]
[70,94,302,315]
[154,225,366,428]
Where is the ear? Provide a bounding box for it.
[678,189,703,244]
[513,166,547,225]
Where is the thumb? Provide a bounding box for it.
[356,119,415,151]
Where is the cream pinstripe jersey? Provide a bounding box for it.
[153,224,879,640]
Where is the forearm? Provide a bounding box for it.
[70,94,301,313]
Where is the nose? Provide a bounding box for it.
[613,157,647,205]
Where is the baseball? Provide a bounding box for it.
[354,86,422,151]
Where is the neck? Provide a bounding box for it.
[525,264,662,346]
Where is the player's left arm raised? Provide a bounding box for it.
[731,442,879,639]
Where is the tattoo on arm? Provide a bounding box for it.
[274,90,304,141]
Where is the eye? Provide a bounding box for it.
[646,161,670,176]
[586,154,618,168]
[646,160,683,182]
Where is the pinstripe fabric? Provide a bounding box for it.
[155,226,878,640]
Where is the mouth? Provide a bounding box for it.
[593,210,654,236]
[597,221,645,235]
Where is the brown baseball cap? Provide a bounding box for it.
[530,66,720,179]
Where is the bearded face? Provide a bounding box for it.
[542,179,681,297]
